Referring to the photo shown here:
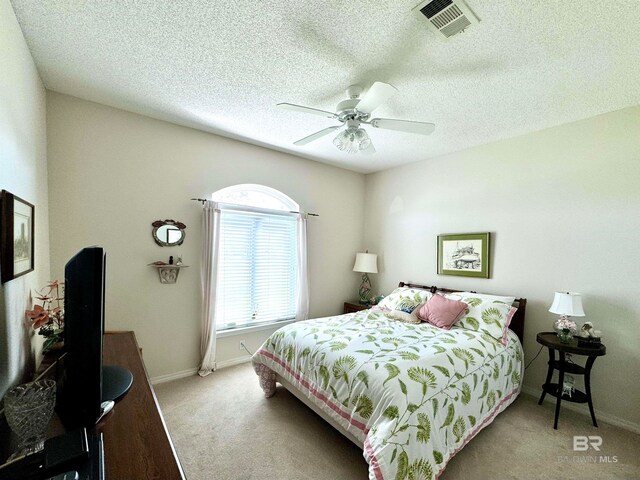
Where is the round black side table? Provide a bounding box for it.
[536,332,606,429]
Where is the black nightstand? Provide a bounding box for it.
[343,301,370,314]
[536,331,606,429]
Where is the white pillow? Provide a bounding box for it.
[445,292,517,345]
[445,292,515,306]
[377,287,432,311]
[378,287,432,324]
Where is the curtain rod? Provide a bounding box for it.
[190,198,319,216]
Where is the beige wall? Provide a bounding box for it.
[364,106,640,428]
[46,92,365,379]
[0,0,50,396]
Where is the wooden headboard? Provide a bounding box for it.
[398,282,527,345]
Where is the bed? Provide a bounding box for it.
[252,283,526,480]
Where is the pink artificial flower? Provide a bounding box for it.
[26,305,50,329]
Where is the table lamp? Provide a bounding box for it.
[549,291,585,333]
[353,252,378,305]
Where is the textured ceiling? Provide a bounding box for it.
[10,0,640,173]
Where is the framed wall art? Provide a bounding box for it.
[1,190,35,283]
[437,232,490,278]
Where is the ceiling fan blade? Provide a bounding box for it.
[278,103,337,119]
[361,141,376,155]
[370,118,435,136]
[293,126,341,146]
[355,82,398,114]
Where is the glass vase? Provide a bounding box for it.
[557,329,573,344]
[3,379,56,457]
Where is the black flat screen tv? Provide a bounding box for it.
[57,246,133,428]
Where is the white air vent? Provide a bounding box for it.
[413,0,480,39]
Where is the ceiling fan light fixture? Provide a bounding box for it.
[333,127,371,154]
[282,81,434,155]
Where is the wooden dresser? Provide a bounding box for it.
[100,331,186,479]
[0,332,185,479]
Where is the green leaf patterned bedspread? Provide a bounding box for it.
[252,308,523,480]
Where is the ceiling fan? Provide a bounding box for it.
[278,82,435,154]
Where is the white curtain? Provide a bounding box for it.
[295,214,309,321]
[198,201,221,376]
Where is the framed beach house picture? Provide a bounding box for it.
[437,232,490,278]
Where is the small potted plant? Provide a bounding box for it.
[25,281,65,353]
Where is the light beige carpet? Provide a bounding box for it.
[155,364,640,480]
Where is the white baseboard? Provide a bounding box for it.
[151,368,198,385]
[150,356,252,385]
[216,355,252,370]
[520,385,640,434]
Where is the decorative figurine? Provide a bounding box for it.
[562,375,575,398]
[578,321,602,348]
[580,321,595,338]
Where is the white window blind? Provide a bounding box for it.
[216,208,297,330]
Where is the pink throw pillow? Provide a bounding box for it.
[417,294,467,329]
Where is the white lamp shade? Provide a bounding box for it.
[353,252,378,274]
[549,292,585,317]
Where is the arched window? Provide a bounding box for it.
[212,184,304,331]
[212,184,298,211]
